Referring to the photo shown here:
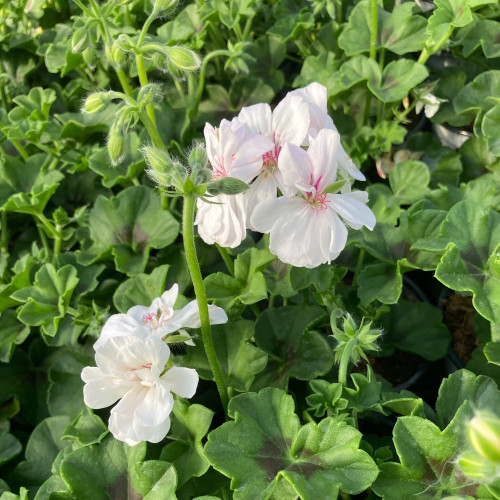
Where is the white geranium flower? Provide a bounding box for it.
[238,94,310,226]
[82,336,198,446]
[93,283,228,350]
[415,92,444,118]
[251,129,376,268]
[195,118,273,248]
[289,82,365,181]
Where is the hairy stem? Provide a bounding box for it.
[216,244,234,276]
[183,194,229,411]
[338,337,357,385]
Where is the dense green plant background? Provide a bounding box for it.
[0,0,499,498]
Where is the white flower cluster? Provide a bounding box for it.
[195,82,376,268]
[81,284,227,446]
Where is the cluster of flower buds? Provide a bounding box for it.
[81,284,227,445]
[191,82,376,268]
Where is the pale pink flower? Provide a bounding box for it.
[238,94,310,226]
[93,284,227,350]
[251,129,376,268]
[82,336,198,446]
[195,118,272,248]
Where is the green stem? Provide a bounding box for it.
[338,337,357,385]
[369,0,378,60]
[115,67,134,97]
[336,0,342,24]
[1,211,8,254]
[53,224,62,257]
[182,194,229,411]
[417,25,454,65]
[352,248,365,286]
[10,139,28,160]
[250,304,260,318]
[35,220,51,256]
[242,17,253,40]
[398,99,417,120]
[136,54,157,125]
[139,110,166,150]
[216,244,234,276]
[303,410,314,424]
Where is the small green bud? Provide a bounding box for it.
[207,177,249,195]
[188,144,208,171]
[117,34,136,52]
[153,0,179,14]
[467,414,500,463]
[83,92,110,114]
[107,125,126,166]
[82,47,96,66]
[165,46,201,72]
[142,146,186,191]
[110,40,127,67]
[72,27,88,53]
[459,450,498,480]
[166,59,185,80]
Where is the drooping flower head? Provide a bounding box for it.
[251,129,376,268]
[94,283,227,350]
[195,118,273,248]
[82,336,198,446]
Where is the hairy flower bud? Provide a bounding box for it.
[165,46,201,72]
[207,177,249,196]
[82,47,96,66]
[107,125,126,166]
[110,40,127,67]
[83,92,111,114]
[72,27,88,53]
[153,0,179,14]
[142,146,186,191]
[459,451,498,481]
[467,414,500,463]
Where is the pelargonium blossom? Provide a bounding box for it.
[93,283,227,350]
[195,118,273,248]
[82,335,198,446]
[238,94,310,227]
[251,129,376,268]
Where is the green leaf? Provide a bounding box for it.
[454,70,500,119]
[433,201,500,323]
[253,306,332,388]
[79,186,179,276]
[0,310,30,362]
[47,347,94,416]
[482,104,500,157]
[485,342,500,367]
[456,18,500,59]
[435,369,500,429]
[378,300,451,361]
[59,436,178,499]
[160,401,214,487]
[113,265,170,313]
[0,154,64,213]
[204,248,274,308]
[14,416,72,486]
[12,264,79,337]
[369,60,428,103]
[338,0,427,55]
[56,253,105,297]
[357,262,403,305]
[204,388,379,500]
[62,408,109,448]
[293,53,344,97]
[267,11,314,42]
[177,319,268,392]
[0,430,22,466]
[389,161,431,204]
[289,264,334,293]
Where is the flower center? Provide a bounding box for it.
[305,192,328,210]
[142,307,174,330]
[261,132,282,177]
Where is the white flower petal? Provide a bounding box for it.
[251,196,299,234]
[329,193,376,230]
[94,314,144,351]
[325,208,349,255]
[238,103,272,136]
[272,95,310,146]
[162,366,199,399]
[133,381,174,428]
[81,366,128,409]
[278,142,312,197]
[306,129,341,192]
[245,174,279,228]
[159,284,179,309]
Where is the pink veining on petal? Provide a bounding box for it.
[262,132,282,175]
[306,192,329,210]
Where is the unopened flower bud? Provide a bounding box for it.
[459,451,498,480]
[82,47,96,66]
[110,40,127,67]
[72,28,88,53]
[165,46,201,72]
[107,126,126,166]
[84,93,110,114]
[207,177,249,195]
[153,0,179,14]
[467,414,500,463]
[188,145,207,172]
[142,146,186,190]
